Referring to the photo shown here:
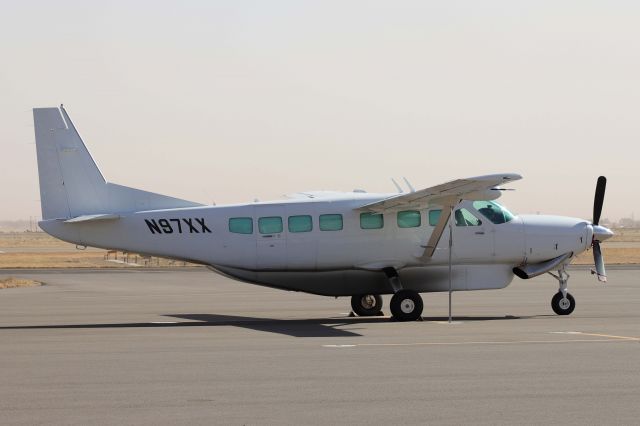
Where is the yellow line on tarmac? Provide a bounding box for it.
[323,338,635,348]
[571,332,639,341]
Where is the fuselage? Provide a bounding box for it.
[39,192,595,296]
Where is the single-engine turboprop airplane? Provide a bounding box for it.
[33,106,614,321]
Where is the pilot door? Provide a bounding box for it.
[451,207,494,262]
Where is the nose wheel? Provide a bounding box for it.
[548,268,576,316]
[551,291,575,315]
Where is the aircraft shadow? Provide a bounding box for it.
[0,313,546,337]
[420,315,545,321]
[165,314,367,337]
[0,314,368,338]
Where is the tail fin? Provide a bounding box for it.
[33,106,203,220]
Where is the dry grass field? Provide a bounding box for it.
[0,229,638,269]
[0,232,73,248]
[600,227,640,242]
[573,247,640,265]
[0,232,197,269]
[0,277,41,289]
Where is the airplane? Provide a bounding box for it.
[32,105,614,321]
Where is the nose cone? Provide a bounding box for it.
[593,225,614,242]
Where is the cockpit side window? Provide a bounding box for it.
[455,208,482,226]
[472,201,515,224]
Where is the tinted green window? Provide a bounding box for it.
[455,208,482,226]
[319,214,343,231]
[360,213,383,229]
[229,217,253,234]
[397,210,421,228]
[288,215,312,233]
[428,210,442,226]
[258,216,283,234]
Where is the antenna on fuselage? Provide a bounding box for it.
[391,178,404,193]
[402,177,416,193]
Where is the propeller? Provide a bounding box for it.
[593,176,606,226]
[591,176,608,282]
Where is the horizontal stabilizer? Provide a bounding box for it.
[64,214,120,223]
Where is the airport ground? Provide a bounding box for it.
[0,267,638,425]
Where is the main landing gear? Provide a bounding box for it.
[390,289,423,322]
[385,267,423,321]
[549,268,576,315]
[349,268,424,321]
[350,294,384,317]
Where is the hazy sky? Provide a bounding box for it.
[1,1,639,221]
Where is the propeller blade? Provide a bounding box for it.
[592,241,607,283]
[593,176,607,225]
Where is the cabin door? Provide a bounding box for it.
[256,206,287,270]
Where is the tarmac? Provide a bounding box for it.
[0,267,638,425]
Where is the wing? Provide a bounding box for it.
[354,173,522,261]
[355,173,522,213]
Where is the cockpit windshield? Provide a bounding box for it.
[472,201,515,224]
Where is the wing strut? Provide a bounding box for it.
[419,197,461,261]
[447,204,454,323]
[417,198,460,322]
[420,207,452,259]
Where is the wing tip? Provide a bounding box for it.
[470,173,523,182]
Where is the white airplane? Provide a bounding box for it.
[32,106,613,321]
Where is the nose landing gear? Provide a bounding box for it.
[551,292,575,315]
[549,268,576,315]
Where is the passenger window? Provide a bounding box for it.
[258,216,283,234]
[229,217,253,234]
[319,214,343,231]
[428,210,442,226]
[288,215,313,233]
[455,209,482,226]
[360,213,383,229]
[397,210,421,228]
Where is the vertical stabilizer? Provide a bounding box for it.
[33,106,203,220]
[34,106,107,219]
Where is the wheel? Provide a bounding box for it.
[551,292,575,315]
[351,294,383,316]
[390,290,424,321]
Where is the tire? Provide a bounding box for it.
[551,292,575,315]
[351,294,383,316]
[390,290,424,322]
